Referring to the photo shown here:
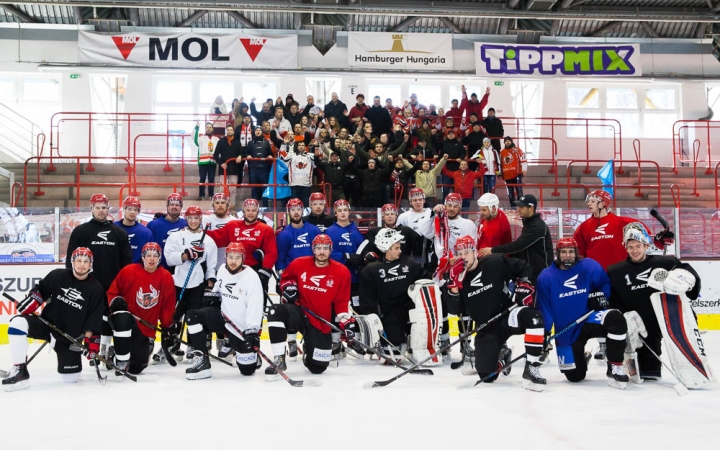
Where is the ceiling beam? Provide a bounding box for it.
[0,4,37,23]
[507,0,522,8]
[73,6,84,23]
[227,10,255,28]
[558,0,574,9]
[591,21,621,37]
[713,0,720,13]
[389,16,420,32]
[639,21,660,38]
[694,22,708,38]
[549,20,560,36]
[127,7,139,25]
[177,10,207,27]
[439,17,462,33]
[498,18,510,35]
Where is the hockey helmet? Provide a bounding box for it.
[226,242,245,256]
[445,193,462,206]
[90,193,109,205]
[122,196,141,210]
[287,198,304,211]
[556,237,579,267]
[71,247,93,265]
[333,199,350,211]
[586,190,613,211]
[454,235,476,253]
[312,234,333,252]
[477,193,499,209]
[375,228,404,253]
[184,206,203,217]
[622,222,651,246]
[166,192,184,206]
[309,192,327,204]
[243,198,259,210]
[408,188,425,199]
[211,192,228,203]
[381,204,398,216]
[142,242,162,258]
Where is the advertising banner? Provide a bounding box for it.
[348,32,453,70]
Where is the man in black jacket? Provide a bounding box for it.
[315,151,352,202]
[432,129,466,201]
[363,96,392,137]
[250,98,273,126]
[214,123,243,210]
[324,92,349,128]
[481,107,504,152]
[478,194,552,284]
[244,126,274,207]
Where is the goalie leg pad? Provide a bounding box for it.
[355,314,383,349]
[623,310,648,353]
[407,279,443,366]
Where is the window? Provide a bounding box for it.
[408,85,441,111]
[567,87,598,109]
[368,84,401,106]
[23,78,60,102]
[199,81,234,110]
[606,88,637,109]
[306,77,341,108]
[243,82,277,111]
[156,80,192,104]
[0,78,14,104]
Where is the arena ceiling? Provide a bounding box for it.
[0,0,718,40]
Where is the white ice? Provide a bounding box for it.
[2,333,719,450]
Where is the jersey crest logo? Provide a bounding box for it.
[96,230,111,241]
[594,223,608,235]
[224,282,236,294]
[255,230,261,237]
[297,232,308,244]
[326,279,334,288]
[136,284,160,309]
[470,272,484,287]
[388,265,400,276]
[564,274,579,289]
[341,232,350,242]
[61,288,84,302]
[310,275,326,287]
[401,265,409,273]
[636,268,652,282]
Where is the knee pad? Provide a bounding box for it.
[304,360,327,374]
[564,370,586,383]
[186,309,201,325]
[517,307,544,329]
[110,312,134,333]
[8,316,29,335]
[238,364,257,376]
[60,372,81,383]
[267,304,288,323]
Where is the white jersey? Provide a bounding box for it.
[281,148,315,187]
[215,264,264,336]
[397,208,434,240]
[203,214,239,267]
[434,216,477,258]
[164,228,218,288]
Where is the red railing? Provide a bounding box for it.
[672,120,720,175]
[131,133,192,196]
[565,159,662,207]
[670,184,681,209]
[714,161,720,208]
[10,182,22,207]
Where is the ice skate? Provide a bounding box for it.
[607,362,629,389]
[522,362,546,392]
[2,363,29,392]
[499,344,513,376]
[186,351,212,380]
[264,353,287,379]
[595,342,607,364]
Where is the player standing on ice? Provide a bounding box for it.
[535,238,630,389]
[147,192,188,271]
[265,234,353,376]
[447,236,546,391]
[184,242,265,380]
[304,192,335,232]
[608,223,702,382]
[3,248,105,391]
[396,188,436,271]
[106,242,177,377]
[114,196,153,264]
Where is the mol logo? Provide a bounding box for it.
[564,274,579,290]
[240,38,267,62]
[111,36,140,60]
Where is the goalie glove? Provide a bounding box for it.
[513,281,535,307]
[663,268,696,295]
[647,268,669,292]
[587,291,610,311]
[623,311,648,353]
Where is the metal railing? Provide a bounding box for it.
[0,102,43,162]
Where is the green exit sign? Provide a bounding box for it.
[494,81,504,86]
[69,74,80,79]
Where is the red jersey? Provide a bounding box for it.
[573,213,653,270]
[207,220,278,269]
[477,209,513,248]
[441,167,485,199]
[500,146,526,180]
[107,263,176,338]
[281,256,351,334]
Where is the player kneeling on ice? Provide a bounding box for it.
[607,223,712,388]
[535,238,630,389]
[357,228,434,364]
[266,234,353,376]
[184,242,265,380]
[3,248,105,391]
[448,236,546,392]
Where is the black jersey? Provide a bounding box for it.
[304,213,336,233]
[608,255,700,338]
[66,219,132,290]
[35,268,105,338]
[357,224,417,261]
[358,255,423,316]
[458,254,532,325]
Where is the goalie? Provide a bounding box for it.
[608,223,711,387]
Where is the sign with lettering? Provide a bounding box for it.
[348,32,453,70]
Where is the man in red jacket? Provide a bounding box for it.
[460,85,490,120]
[441,160,485,208]
[477,193,512,248]
[348,94,369,134]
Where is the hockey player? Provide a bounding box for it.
[357,229,425,362]
[476,193,512,248]
[206,198,278,294]
[535,238,630,389]
[147,192,189,271]
[265,234,353,375]
[357,204,416,263]
[448,236,547,391]
[2,248,105,391]
[114,196,153,263]
[106,242,177,376]
[608,223,701,381]
[184,242,264,380]
[304,192,335,232]
[396,188,435,269]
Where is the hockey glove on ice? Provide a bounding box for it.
[587,291,609,311]
[281,281,298,304]
[514,281,535,307]
[338,314,359,343]
[447,258,466,291]
[83,335,101,360]
[243,328,261,350]
[17,291,43,315]
[109,296,128,314]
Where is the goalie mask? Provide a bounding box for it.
[375,228,403,253]
[623,222,651,247]
[556,237,579,268]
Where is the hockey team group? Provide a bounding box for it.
[1,187,713,392]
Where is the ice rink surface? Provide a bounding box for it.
[2,333,719,450]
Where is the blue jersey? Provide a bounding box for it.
[326,222,364,283]
[114,220,154,263]
[147,216,188,270]
[276,221,321,271]
[535,258,610,347]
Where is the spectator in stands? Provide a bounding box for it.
[232,100,251,129]
[315,151,352,202]
[250,98,273,125]
[442,160,485,209]
[286,103,303,129]
[274,97,285,112]
[316,127,331,146]
[460,85,490,120]
[500,136,527,207]
[473,137,500,197]
[245,126,274,206]
[293,123,312,146]
[385,98,401,116]
[235,114,254,147]
[194,122,219,201]
[482,107,504,151]
[269,106,292,138]
[464,122,488,160]
[285,94,299,111]
[260,120,283,156]
[302,95,322,117]
[214,123,242,208]
[413,153,448,207]
[428,104,438,117]
[387,154,416,205]
[210,95,228,115]
[324,92,348,128]
[393,108,418,135]
[407,93,426,117]
[281,140,315,206]
[357,121,378,148]
[432,128,466,200]
[348,94,368,134]
[446,98,463,125]
[410,137,436,162]
[364,95,392,137]
[413,119,433,145]
[325,116,341,138]
[300,115,316,137]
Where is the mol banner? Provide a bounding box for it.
[475,43,642,77]
[79,31,297,69]
[348,32,453,70]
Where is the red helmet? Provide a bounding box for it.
[312,234,333,252]
[185,206,203,217]
[454,235,476,252]
[71,247,93,264]
[122,196,141,210]
[586,190,613,210]
[309,192,326,204]
[287,198,304,211]
[556,237,578,252]
[409,188,425,199]
[333,199,350,211]
[445,193,462,205]
[381,204,398,215]
[90,193,109,205]
[211,192,228,203]
[243,198,259,209]
[166,193,183,206]
[142,242,162,258]
[226,242,245,256]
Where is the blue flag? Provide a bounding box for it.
[597,160,614,197]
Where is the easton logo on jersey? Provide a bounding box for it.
[594,224,608,235]
[627,267,652,290]
[470,271,484,287]
[590,223,614,241]
[224,282,236,294]
[297,232,308,244]
[341,232,350,242]
[58,287,85,310]
[564,274,579,289]
[560,274,588,297]
[136,284,160,309]
[92,230,117,246]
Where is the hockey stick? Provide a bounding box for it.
[650,209,670,256]
[3,293,135,382]
[299,305,434,376]
[364,304,517,389]
[451,317,473,370]
[458,309,595,389]
[639,336,689,396]
[0,341,48,378]
[220,311,321,387]
[130,313,233,367]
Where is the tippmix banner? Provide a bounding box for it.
[78,31,298,69]
[348,32,454,70]
[475,43,642,77]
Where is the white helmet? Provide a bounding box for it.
[374,228,404,253]
[477,193,499,209]
[622,222,651,246]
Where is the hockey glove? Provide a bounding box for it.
[184,244,204,261]
[654,229,675,248]
[338,313,359,343]
[514,281,535,307]
[664,268,696,295]
[257,268,273,287]
[17,291,43,315]
[344,253,362,265]
[587,291,609,311]
[83,335,101,360]
[364,252,379,264]
[243,328,261,350]
[447,258,466,291]
[202,291,221,308]
[109,296,128,314]
[161,323,178,351]
[281,281,298,304]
